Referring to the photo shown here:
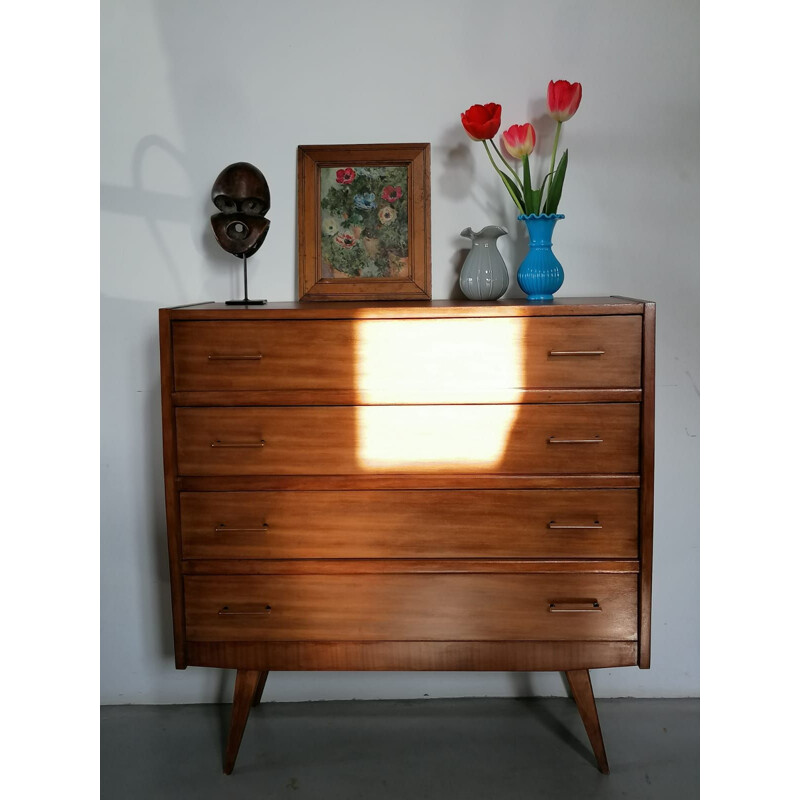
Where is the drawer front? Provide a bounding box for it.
[175,404,640,476]
[184,573,638,642]
[172,316,642,394]
[180,489,639,559]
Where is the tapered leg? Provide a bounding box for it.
[223,669,262,775]
[252,671,269,706]
[565,669,610,774]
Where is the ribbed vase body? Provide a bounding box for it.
[516,214,565,301]
[459,226,510,301]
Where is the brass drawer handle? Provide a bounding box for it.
[208,353,263,360]
[548,601,602,612]
[549,350,605,356]
[548,437,603,444]
[219,605,272,616]
[210,440,265,448]
[215,523,270,533]
[548,521,603,530]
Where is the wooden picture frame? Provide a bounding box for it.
[297,143,431,301]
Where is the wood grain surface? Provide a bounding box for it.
[184,573,638,642]
[567,669,610,773]
[172,316,641,394]
[223,669,261,774]
[172,388,643,407]
[185,640,639,671]
[638,301,656,668]
[175,403,641,476]
[181,560,639,575]
[180,489,639,560]
[177,474,642,492]
[159,309,186,668]
[167,298,645,320]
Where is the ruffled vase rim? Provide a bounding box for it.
[461,225,509,239]
[517,213,565,221]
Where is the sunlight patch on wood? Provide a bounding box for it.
[355,318,523,468]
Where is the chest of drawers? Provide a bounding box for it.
[159,297,655,775]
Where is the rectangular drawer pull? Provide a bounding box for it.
[549,350,605,356]
[215,524,270,533]
[219,604,272,616]
[210,440,266,448]
[548,437,603,444]
[207,353,263,360]
[548,601,602,612]
[548,521,603,530]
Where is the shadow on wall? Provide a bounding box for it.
[102,0,281,303]
[100,134,237,299]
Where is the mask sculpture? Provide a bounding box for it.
[210,162,270,304]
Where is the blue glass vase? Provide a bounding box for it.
[516,213,565,301]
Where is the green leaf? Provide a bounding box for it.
[499,171,525,214]
[530,172,553,215]
[522,155,534,215]
[543,149,568,215]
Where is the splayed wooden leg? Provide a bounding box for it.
[252,671,269,706]
[223,669,262,775]
[565,669,610,774]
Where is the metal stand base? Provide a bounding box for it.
[225,299,267,305]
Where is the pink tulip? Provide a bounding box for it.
[547,80,582,122]
[502,123,536,159]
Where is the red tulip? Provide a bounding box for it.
[547,80,582,122]
[502,123,535,159]
[461,103,502,141]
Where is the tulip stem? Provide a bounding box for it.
[482,140,525,214]
[546,121,562,206]
[489,139,524,189]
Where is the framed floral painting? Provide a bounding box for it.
[297,143,431,301]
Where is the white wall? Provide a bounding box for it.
[101,0,698,702]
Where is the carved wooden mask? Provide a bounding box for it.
[210,162,271,257]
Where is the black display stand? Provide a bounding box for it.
[226,255,267,305]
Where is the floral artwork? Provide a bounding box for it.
[297,144,430,301]
[319,166,409,279]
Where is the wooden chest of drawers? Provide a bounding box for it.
[159,297,655,775]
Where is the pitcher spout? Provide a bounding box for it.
[461,225,508,242]
[474,225,508,240]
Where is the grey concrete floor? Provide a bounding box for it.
[101,697,698,799]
